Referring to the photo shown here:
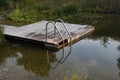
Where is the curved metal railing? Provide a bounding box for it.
[55,19,72,44]
[50,45,72,69]
[46,21,65,47]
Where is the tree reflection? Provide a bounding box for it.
[17,45,72,76]
[117,57,120,77]
[0,43,18,64]
[117,45,120,51]
[14,44,57,77]
[100,37,110,48]
[0,40,72,77]
[17,50,56,77]
[89,14,120,42]
[0,42,57,77]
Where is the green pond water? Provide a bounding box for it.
[0,14,120,80]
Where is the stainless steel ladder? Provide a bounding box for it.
[46,21,65,47]
[46,19,72,47]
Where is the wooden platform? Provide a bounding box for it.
[3,21,95,49]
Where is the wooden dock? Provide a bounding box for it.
[3,20,95,49]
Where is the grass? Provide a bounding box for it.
[63,74,88,80]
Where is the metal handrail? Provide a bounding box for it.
[55,45,72,64]
[46,20,73,69]
[55,19,72,44]
[46,21,65,47]
[50,45,72,69]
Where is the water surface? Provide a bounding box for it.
[0,14,120,80]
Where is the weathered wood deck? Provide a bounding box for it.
[3,21,95,49]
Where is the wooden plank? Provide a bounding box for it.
[3,21,95,49]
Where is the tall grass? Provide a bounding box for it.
[63,74,88,80]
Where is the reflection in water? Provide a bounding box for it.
[17,46,72,76]
[89,14,120,48]
[89,14,120,80]
[0,42,72,79]
[17,51,56,76]
[92,14,120,37]
[117,58,120,77]
[99,37,110,48]
[51,46,72,69]
[118,45,120,51]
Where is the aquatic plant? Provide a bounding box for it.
[63,74,88,80]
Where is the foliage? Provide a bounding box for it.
[7,4,38,22]
[0,0,120,24]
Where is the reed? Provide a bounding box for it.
[63,74,88,80]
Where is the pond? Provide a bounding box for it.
[0,14,120,80]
